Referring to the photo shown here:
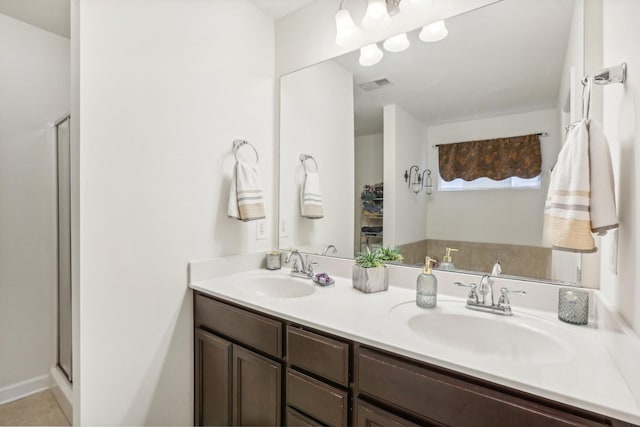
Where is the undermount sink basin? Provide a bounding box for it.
[237,275,316,298]
[408,312,570,364]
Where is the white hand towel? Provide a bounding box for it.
[543,120,595,252]
[227,161,265,222]
[301,172,324,219]
[588,119,618,234]
[543,119,618,252]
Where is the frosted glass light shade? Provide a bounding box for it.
[399,0,432,13]
[419,20,448,42]
[362,0,391,31]
[335,9,358,48]
[359,43,384,67]
[383,33,410,52]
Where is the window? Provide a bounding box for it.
[437,133,542,192]
[438,175,541,191]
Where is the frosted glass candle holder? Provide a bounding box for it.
[558,288,589,325]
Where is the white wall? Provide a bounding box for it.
[425,109,559,246]
[599,0,640,333]
[383,105,428,247]
[76,0,274,424]
[279,60,354,257]
[354,133,383,255]
[0,14,69,401]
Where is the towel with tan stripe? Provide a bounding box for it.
[227,160,265,222]
[300,172,324,219]
[543,119,617,252]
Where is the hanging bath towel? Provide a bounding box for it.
[301,172,324,219]
[543,119,617,252]
[227,160,265,222]
[588,119,618,234]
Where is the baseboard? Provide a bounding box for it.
[49,367,72,423]
[0,374,49,405]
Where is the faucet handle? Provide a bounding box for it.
[306,261,318,276]
[455,282,479,305]
[498,287,526,308]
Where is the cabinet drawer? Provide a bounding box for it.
[286,407,322,427]
[354,399,420,427]
[195,294,282,358]
[287,326,349,386]
[286,369,348,427]
[356,348,606,427]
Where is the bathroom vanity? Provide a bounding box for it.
[190,259,640,427]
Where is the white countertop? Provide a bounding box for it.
[189,256,640,425]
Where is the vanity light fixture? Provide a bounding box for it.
[383,32,410,52]
[335,8,359,48]
[422,169,434,195]
[419,20,449,42]
[359,43,384,66]
[336,0,446,67]
[362,0,392,31]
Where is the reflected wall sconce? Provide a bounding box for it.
[421,169,433,195]
[404,165,422,194]
[335,0,447,67]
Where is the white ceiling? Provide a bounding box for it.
[0,0,312,38]
[248,0,315,20]
[0,0,70,38]
[332,0,576,136]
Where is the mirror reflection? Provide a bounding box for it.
[279,0,584,284]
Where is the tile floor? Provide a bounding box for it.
[0,390,69,426]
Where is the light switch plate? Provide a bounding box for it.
[256,219,267,240]
[279,218,289,238]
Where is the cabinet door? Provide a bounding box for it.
[232,344,282,426]
[195,329,232,426]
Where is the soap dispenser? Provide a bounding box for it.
[417,257,438,309]
[439,247,458,270]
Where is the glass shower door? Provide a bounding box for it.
[56,116,72,383]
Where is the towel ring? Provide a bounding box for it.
[233,139,259,163]
[299,154,318,173]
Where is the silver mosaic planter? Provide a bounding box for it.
[352,265,389,293]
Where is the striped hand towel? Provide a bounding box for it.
[588,120,618,234]
[227,161,265,222]
[300,172,324,219]
[543,119,617,252]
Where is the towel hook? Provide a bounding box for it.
[233,139,259,163]
[299,154,318,173]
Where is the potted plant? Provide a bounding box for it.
[378,246,404,264]
[353,247,389,293]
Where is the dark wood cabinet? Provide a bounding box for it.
[194,291,632,427]
[194,329,232,426]
[195,328,282,427]
[232,345,281,426]
[286,369,348,426]
[356,347,610,427]
[354,399,421,427]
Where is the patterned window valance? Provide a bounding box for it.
[438,134,542,182]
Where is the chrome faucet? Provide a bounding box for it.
[322,244,338,256]
[477,261,502,306]
[285,250,317,279]
[456,278,526,316]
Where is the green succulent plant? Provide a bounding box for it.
[355,247,384,268]
[378,246,404,262]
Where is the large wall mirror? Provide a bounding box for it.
[279,0,587,284]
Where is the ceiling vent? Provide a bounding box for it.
[358,78,393,91]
